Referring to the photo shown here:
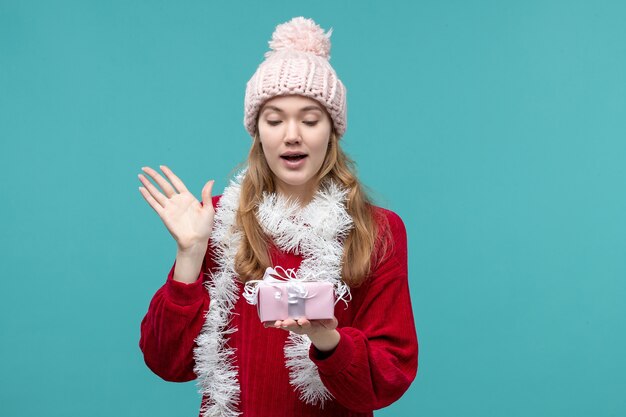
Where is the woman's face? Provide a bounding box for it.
[257,94,332,203]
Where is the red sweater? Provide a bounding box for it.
[139,198,418,416]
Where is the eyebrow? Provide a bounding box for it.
[261,105,323,114]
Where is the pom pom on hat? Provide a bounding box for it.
[265,16,333,59]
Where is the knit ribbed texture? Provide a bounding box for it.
[139,198,418,417]
[243,17,347,138]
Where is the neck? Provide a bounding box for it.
[275,181,319,206]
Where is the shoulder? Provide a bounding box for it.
[368,205,408,273]
[370,205,407,241]
[212,195,223,209]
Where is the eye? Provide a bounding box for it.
[267,120,282,126]
[303,121,319,126]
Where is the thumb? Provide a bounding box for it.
[201,179,215,209]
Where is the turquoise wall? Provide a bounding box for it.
[1,0,625,416]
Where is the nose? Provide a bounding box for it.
[284,119,301,144]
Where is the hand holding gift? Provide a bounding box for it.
[267,316,340,352]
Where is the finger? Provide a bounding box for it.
[279,319,290,328]
[281,319,298,328]
[159,165,190,194]
[297,318,312,330]
[141,166,178,198]
[138,186,165,217]
[201,180,215,209]
[138,173,168,208]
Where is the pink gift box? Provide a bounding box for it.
[257,281,335,322]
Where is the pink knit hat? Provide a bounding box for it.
[244,17,348,138]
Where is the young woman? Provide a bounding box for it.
[138,17,418,417]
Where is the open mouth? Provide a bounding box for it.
[280,154,307,161]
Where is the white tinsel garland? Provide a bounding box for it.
[192,171,353,417]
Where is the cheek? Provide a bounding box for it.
[257,123,269,138]
[311,141,330,163]
[310,126,331,159]
[257,132,279,154]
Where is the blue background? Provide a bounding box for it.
[1,0,625,416]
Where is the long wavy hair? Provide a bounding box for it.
[234,127,385,287]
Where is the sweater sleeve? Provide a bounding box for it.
[308,209,419,412]
[139,257,210,382]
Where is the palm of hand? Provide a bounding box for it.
[164,192,214,250]
[138,165,215,250]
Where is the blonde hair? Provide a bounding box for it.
[234,130,384,287]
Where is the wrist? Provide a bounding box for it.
[177,242,208,258]
[309,329,340,352]
[173,244,208,284]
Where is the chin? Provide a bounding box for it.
[280,176,313,187]
[274,172,317,190]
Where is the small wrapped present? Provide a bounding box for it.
[243,266,335,322]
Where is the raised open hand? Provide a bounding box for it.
[138,165,215,252]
